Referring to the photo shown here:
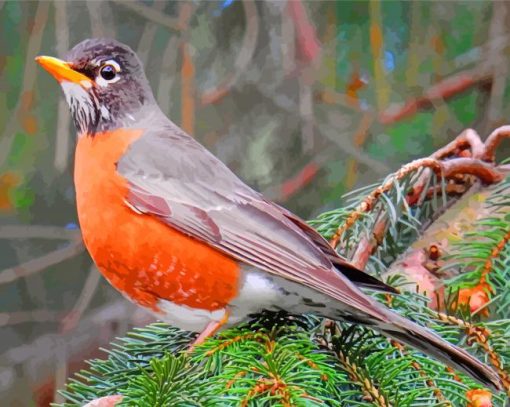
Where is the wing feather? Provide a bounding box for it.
[117,128,393,315]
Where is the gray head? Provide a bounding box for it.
[37,38,156,136]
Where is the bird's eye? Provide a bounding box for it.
[100,64,117,81]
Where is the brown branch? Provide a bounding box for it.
[136,1,167,64]
[1,301,153,405]
[379,66,492,125]
[298,71,315,152]
[431,128,486,160]
[0,1,50,167]
[314,87,364,113]
[441,157,503,183]
[345,113,375,190]
[200,0,259,105]
[335,350,392,407]
[240,362,296,407]
[351,211,387,269]
[382,296,450,405]
[0,309,61,327]
[329,146,504,249]
[86,0,115,38]
[0,225,80,240]
[53,0,72,173]
[485,1,510,132]
[406,127,489,205]
[390,340,450,405]
[0,237,84,285]
[53,336,68,404]
[205,332,267,356]
[329,159,431,248]
[482,125,510,162]
[369,0,389,111]
[60,266,101,333]
[319,120,392,174]
[241,379,290,407]
[435,312,510,393]
[110,0,182,31]
[465,327,510,394]
[157,35,179,114]
[480,228,510,286]
[157,2,194,114]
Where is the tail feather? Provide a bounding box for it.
[373,310,502,391]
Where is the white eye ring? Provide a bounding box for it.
[96,60,121,87]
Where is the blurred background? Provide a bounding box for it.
[1,0,510,405]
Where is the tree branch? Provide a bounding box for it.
[0,309,61,327]
[482,125,510,162]
[0,1,50,167]
[0,237,84,285]
[110,0,182,31]
[200,0,259,105]
[0,225,80,240]
[60,266,101,333]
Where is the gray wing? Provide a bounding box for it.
[117,127,391,314]
[117,127,504,392]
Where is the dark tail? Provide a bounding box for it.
[370,308,502,391]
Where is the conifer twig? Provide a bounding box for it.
[335,350,392,407]
[329,156,503,248]
[436,311,510,393]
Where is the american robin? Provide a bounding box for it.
[36,38,500,390]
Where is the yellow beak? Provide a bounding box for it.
[35,56,93,87]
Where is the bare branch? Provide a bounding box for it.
[0,225,80,240]
[53,0,72,172]
[87,0,115,38]
[110,0,182,31]
[60,266,101,333]
[136,1,166,64]
[0,1,50,167]
[157,36,179,114]
[157,2,194,114]
[485,1,510,132]
[0,309,61,327]
[432,128,485,160]
[0,301,153,399]
[53,337,68,404]
[482,125,510,162]
[200,0,259,105]
[0,238,84,285]
[379,67,492,125]
[329,147,504,249]
[441,157,503,183]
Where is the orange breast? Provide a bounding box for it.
[74,129,240,311]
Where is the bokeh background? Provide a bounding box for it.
[1,0,510,405]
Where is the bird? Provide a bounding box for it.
[36,38,501,391]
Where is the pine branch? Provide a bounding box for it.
[54,129,510,406]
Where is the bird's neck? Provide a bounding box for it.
[77,102,165,138]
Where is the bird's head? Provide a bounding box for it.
[36,38,155,136]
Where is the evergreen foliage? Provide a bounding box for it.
[56,162,510,406]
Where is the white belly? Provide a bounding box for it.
[153,267,309,332]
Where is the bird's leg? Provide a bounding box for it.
[188,310,229,351]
